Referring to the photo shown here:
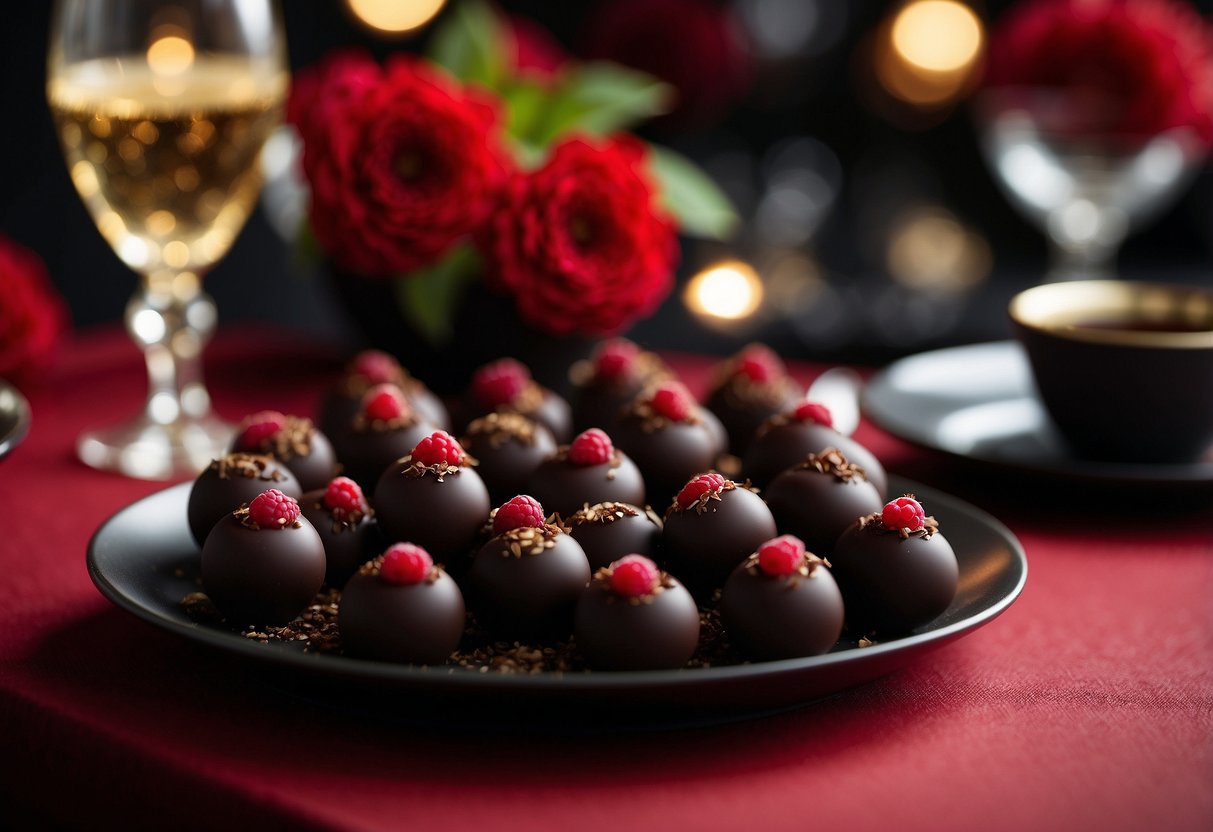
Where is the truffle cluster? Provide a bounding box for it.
[186,345,956,670]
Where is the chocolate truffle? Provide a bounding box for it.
[187,453,302,547]
[231,410,338,492]
[299,477,379,588]
[330,383,436,490]
[318,349,449,439]
[613,382,722,509]
[468,503,591,641]
[720,535,844,660]
[704,344,803,455]
[466,357,572,443]
[373,431,491,562]
[565,501,663,571]
[526,428,646,520]
[338,543,466,665]
[830,496,959,634]
[200,489,326,626]
[763,449,885,556]
[568,338,670,432]
[661,473,778,595]
[741,400,888,496]
[574,555,700,671]
[460,411,557,506]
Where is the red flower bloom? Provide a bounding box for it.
[985,0,1213,146]
[292,54,507,277]
[0,235,69,387]
[482,135,678,336]
[507,15,569,82]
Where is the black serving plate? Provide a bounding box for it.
[87,476,1026,720]
[863,342,1213,486]
[0,380,30,462]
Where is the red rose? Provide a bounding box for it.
[582,0,752,129]
[0,235,69,386]
[293,54,507,277]
[481,135,678,336]
[985,0,1213,146]
[287,48,381,163]
[507,15,569,82]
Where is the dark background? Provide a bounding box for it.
[2,0,1211,364]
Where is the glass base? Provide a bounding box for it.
[77,414,234,480]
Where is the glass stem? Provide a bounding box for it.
[1045,198,1128,282]
[125,272,217,426]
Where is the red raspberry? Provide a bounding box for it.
[648,382,693,422]
[567,428,614,466]
[247,489,301,528]
[491,495,546,535]
[473,357,531,407]
[351,350,401,385]
[793,401,833,428]
[609,554,660,597]
[882,495,925,531]
[379,542,433,585]
[757,535,806,577]
[411,430,465,467]
[235,410,286,450]
[362,383,409,422]
[594,338,639,381]
[677,472,727,509]
[323,476,367,523]
[736,344,783,383]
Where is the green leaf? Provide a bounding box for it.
[647,144,740,241]
[528,62,672,146]
[392,245,482,347]
[427,0,505,88]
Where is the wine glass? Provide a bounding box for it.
[976,89,1205,282]
[47,0,287,479]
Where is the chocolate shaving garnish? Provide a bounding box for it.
[795,448,868,483]
[353,409,419,434]
[497,381,544,416]
[569,501,641,526]
[665,478,737,518]
[210,452,284,482]
[856,511,940,540]
[497,523,562,557]
[463,411,539,448]
[623,389,703,432]
[588,564,676,605]
[247,415,315,460]
[357,554,443,584]
[398,453,476,482]
[234,502,302,531]
[740,551,829,582]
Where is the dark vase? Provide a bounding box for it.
[327,265,598,396]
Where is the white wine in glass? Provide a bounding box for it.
[47,0,287,479]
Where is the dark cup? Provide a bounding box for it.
[1009,280,1213,463]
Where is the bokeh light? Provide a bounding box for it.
[684,261,764,322]
[886,206,991,291]
[874,0,984,111]
[346,0,447,35]
[146,29,195,76]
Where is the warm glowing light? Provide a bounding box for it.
[346,0,447,34]
[684,261,764,321]
[886,208,991,291]
[891,1,981,73]
[146,34,195,76]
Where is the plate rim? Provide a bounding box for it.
[862,340,1213,485]
[86,476,1027,694]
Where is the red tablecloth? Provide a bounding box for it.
[3,327,1211,831]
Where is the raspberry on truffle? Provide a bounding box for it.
[756,535,807,577]
[882,495,926,531]
[594,338,639,381]
[648,382,694,422]
[246,489,302,528]
[323,476,368,523]
[379,542,434,585]
[676,471,727,510]
[235,410,287,450]
[362,383,410,422]
[492,495,546,535]
[473,357,531,407]
[567,428,614,466]
[608,554,660,597]
[793,400,833,427]
[736,344,784,384]
[410,430,466,468]
[351,350,403,385]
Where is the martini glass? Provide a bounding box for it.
[48,0,287,478]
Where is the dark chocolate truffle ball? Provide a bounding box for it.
[703,344,803,455]
[661,474,778,595]
[338,544,466,665]
[830,497,959,635]
[231,411,339,493]
[460,411,557,506]
[525,428,646,520]
[742,402,887,496]
[720,535,844,660]
[317,349,449,440]
[763,449,885,556]
[568,338,671,432]
[299,478,380,588]
[200,491,326,626]
[187,453,302,547]
[566,501,663,571]
[467,358,572,443]
[613,383,721,509]
[468,523,591,641]
[330,384,436,490]
[373,432,491,563]
[574,555,700,671]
